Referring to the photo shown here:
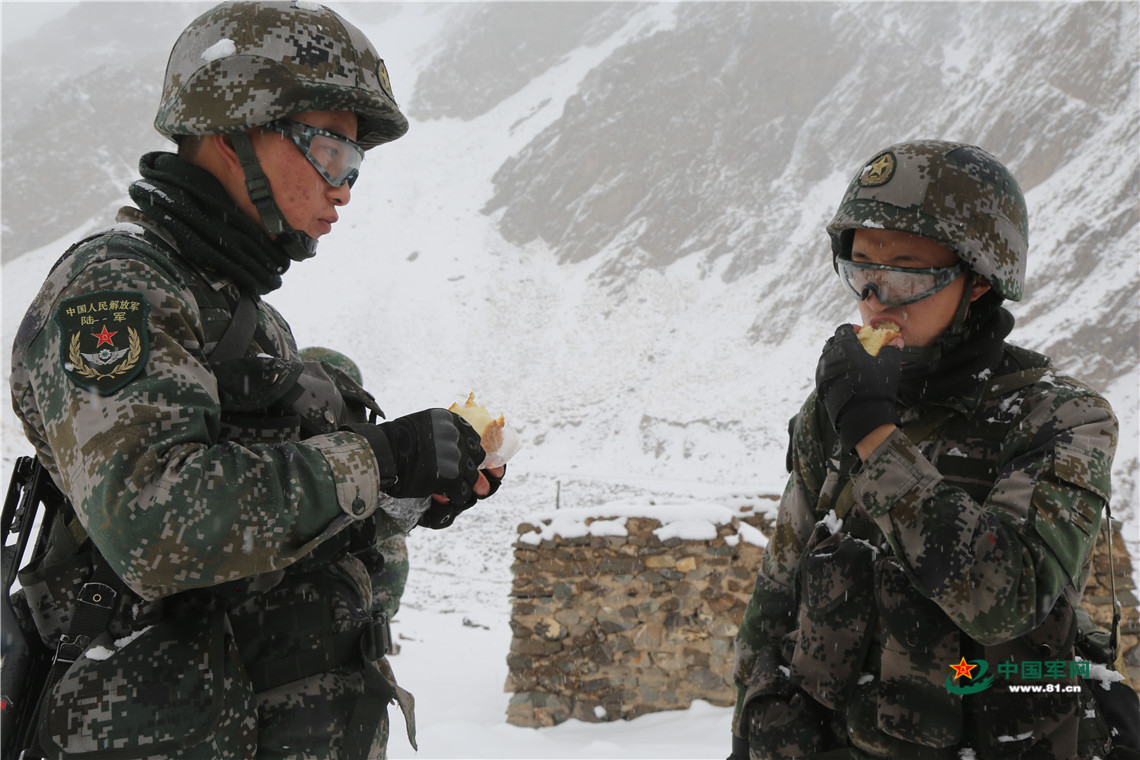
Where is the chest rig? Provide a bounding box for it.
[785,349,1114,759]
[13,215,407,760]
[30,214,396,669]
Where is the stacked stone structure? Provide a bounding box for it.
[505,497,773,727]
[505,499,1138,728]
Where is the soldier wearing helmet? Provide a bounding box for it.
[730,141,1124,759]
[8,2,505,758]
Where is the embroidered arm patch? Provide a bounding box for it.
[56,290,149,395]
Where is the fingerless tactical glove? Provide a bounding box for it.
[346,408,484,513]
[815,324,902,453]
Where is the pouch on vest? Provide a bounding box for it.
[213,357,381,443]
[875,556,962,748]
[1074,607,1140,756]
[38,608,256,759]
[789,523,878,709]
[17,544,94,650]
[968,599,1100,759]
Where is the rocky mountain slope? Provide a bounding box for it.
[2,2,1137,523]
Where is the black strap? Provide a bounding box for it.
[23,552,127,755]
[240,613,392,693]
[208,292,261,363]
[1104,500,1122,666]
[46,556,125,684]
[341,664,397,760]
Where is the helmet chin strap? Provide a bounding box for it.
[231,131,318,262]
[899,272,977,368]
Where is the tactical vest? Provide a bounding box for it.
[16,212,407,759]
[785,349,1112,760]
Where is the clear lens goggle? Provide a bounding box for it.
[837,257,963,307]
[265,119,364,188]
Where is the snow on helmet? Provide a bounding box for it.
[154,1,407,149]
[827,140,1028,301]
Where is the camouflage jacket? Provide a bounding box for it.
[9,153,421,757]
[732,343,1117,759]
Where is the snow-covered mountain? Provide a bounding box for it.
[2,3,1137,753]
[7,0,1134,513]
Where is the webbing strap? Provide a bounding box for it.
[231,132,287,236]
[1105,500,1122,667]
[47,558,124,681]
[241,614,393,693]
[207,293,260,363]
[341,666,397,760]
[25,554,127,752]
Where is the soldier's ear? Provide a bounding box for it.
[969,278,992,303]
[211,134,242,173]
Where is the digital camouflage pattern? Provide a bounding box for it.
[827,141,1029,301]
[301,346,365,386]
[39,609,259,757]
[155,1,407,149]
[732,345,1118,759]
[370,533,410,619]
[300,346,410,619]
[11,234,397,600]
[10,205,423,756]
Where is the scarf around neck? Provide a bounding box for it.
[899,305,1015,404]
[129,151,291,295]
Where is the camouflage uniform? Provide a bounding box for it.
[300,346,409,621]
[731,142,1119,760]
[6,3,479,759]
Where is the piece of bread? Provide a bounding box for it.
[449,393,520,467]
[856,322,902,356]
[450,392,499,435]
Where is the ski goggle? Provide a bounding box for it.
[837,257,964,306]
[265,119,364,188]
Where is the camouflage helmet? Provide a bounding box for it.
[154,1,407,149]
[299,346,363,385]
[827,140,1028,301]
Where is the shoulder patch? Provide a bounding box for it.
[56,290,149,395]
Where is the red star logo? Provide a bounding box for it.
[92,325,117,347]
[949,657,978,680]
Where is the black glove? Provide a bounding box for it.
[815,324,902,453]
[346,408,485,510]
[418,463,508,529]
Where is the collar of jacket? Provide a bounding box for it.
[128,151,292,296]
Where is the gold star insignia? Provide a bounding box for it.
[949,657,978,680]
[859,152,896,187]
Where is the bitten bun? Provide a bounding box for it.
[448,393,521,468]
[856,322,902,356]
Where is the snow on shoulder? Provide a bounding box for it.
[517,495,769,548]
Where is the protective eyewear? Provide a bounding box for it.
[265,119,363,188]
[837,257,963,307]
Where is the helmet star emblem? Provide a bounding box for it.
[859,152,896,187]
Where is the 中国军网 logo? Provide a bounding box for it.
[945,657,1089,695]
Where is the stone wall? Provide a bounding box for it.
[505,498,1139,728]
[505,497,772,727]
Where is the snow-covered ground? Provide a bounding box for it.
[384,470,772,759]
